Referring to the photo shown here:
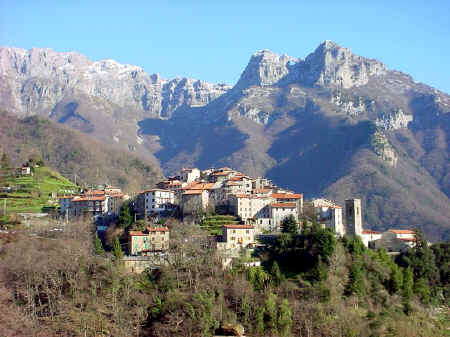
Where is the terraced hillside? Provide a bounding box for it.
[200,215,240,235]
[0,166,78,214]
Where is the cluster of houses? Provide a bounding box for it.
[135,167,304,233]
[58,186,127,218]
[128,167,417,259]
[57,167,417,271]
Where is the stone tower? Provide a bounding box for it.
[345,199,362,237]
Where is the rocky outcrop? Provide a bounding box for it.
[0,47,231,119]
[375,109,413,130]
[330,92,373,117]
[234,50,296,89]
[293,40,386,89]
[371,130,398,167]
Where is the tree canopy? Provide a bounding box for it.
[281,215,298,234]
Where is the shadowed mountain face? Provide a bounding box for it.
[1,42,449,240]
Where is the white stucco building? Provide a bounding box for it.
[270,202,298,231]
[179,168,201,183]
[229,194,274,222]
[142,189,176,214]
[312,199,345,236]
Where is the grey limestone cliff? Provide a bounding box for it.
[234,50,296,89]
[295,40,386,88]
[0,47,231,119]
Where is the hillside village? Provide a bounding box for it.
[54,166,418,272]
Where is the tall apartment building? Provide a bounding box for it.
[139,189,175,216]
[271,193,303,217]
[229,194,274,222]
[270,203,298,231]
[345,198,363,237]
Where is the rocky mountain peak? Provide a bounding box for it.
[0,46,230,118]
[232,41,387,92]
[297,40,387,88]
[234,49,297,89]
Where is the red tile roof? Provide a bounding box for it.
[270,202,296,208]
[223,224,254,229]
[129,231,148,236]
[362,230,382,235]
[212,171,231,176]
[271,193,303,199]
[72,196,106,202]
[142,188,172,193]
[390,229,415,235]
[399,238,416,242]
[183,182,215,190]
[129,226,169,236]
[183,190,203,195]
[235,194,251,198]
[148,226,169,232]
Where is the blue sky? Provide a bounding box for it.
[1,1,450,93]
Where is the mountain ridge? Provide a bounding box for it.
[0,41,449,240]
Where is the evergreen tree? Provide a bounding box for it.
[396,229,439,297]
[264,293,278,333]
[118,202,132,228]
[310,227,336,262]
[247,266,270,291]
[389,264,404,294]
[309,257,329,282]
[255,306,265,334]
[281,215,298,234]
[301,218,309,235]
[94,233,105,255]
[414,277,431,304]
[113,237,123,259]
[278,299,292,337]
[270,261,284,286]
[402,267,414,300]
[311,217,321,234]
[346,261,366,297]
